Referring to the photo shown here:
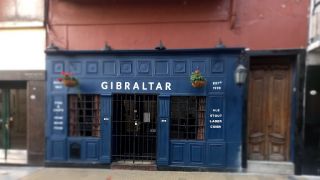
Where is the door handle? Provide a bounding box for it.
[134,120,139,133]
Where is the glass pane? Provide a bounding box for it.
[170,96,205,140]
[68,94,100,137]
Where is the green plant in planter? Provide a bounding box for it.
[57,71,81,99]
[58,71,79,87]
[190,69,206,88]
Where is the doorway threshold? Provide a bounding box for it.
[245,160,294,175]
[111,160,156,171]
[0,149,27,164]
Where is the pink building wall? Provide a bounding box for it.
[47,0,309,50]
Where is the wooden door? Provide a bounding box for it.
[247,60,292,161]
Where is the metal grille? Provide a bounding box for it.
[112,94,157,163]
[170,96,205,140]
[68,95,100,137]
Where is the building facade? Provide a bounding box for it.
[46,48,246,170]
[45,0,309,173]
[0,0,46,165]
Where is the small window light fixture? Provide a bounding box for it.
[234,64,247,85]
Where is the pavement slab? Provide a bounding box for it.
[20,168,289,180]
[0,166,41,180]
[0,166,319,180]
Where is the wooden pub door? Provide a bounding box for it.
[247,58,292,161]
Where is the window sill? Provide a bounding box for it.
[308,40,320,52]
[0,21,44,29]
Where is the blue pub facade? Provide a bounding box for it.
[45,48,246,171]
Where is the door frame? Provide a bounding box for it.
[242,49,305,173]
[1,89,10,160]
[0,81,27,164]
[111,93,158,163]
[0,70,45,165]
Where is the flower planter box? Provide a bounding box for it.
[192,80,206,88]
[63,79,78,87]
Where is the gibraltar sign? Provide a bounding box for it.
[101,81,172,91]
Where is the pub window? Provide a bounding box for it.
[68,95,100,137]
[170,96,205,140]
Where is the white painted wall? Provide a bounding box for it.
[309,0,320,43]
[0,28,45,70]
[307,52,320,66]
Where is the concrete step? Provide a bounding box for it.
[0,149,27,164]
[111,161,157,171]
[245,160,294,175]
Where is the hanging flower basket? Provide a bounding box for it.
[190,69,206,88]
[192,80,206,88]
[58,71,79,88]
[62,78,78,87]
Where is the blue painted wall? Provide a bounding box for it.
[45,48,245,170]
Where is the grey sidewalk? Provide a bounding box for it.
[0,166,41,180]
[1,166,320,180]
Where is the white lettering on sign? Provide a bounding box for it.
[53,108,64,112]
[212,81,223,91]
[101,81,172,91]
[125,82,130,90]
[165,82,171,90]
[212,81,223,85]
[142,82,147,90]
[210,125,222,129]
[133,82,139,90]
[209,108,223,129]
[54,116,63,120]
[53,121,63,125]
[116,82,122,90]
[53,80,63,89]
[209,120,222,123]
[53,126,63,130]
[54,101,63,105]
[53,99,64,131]
[155,83,162,90]
[149,82,154,90]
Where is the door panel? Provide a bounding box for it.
[0,89,10,151]
[1,89,27,149]
[0,87,27,164]
[267,68,290,161]
[247,61,291,161]
[247,69,267,160]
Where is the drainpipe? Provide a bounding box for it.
[229,0,237,30]
[44,0,51,47]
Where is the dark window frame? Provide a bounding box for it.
[170,96,206,140]
[68,94,101,137]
